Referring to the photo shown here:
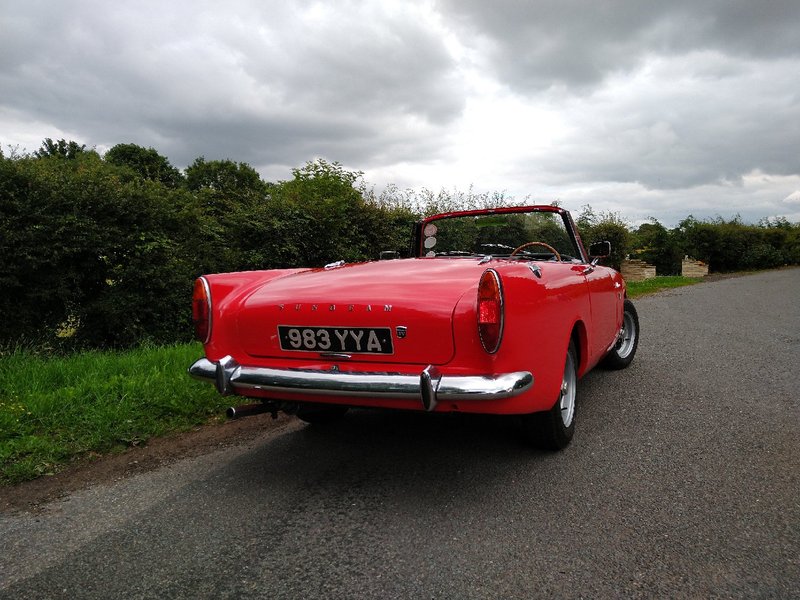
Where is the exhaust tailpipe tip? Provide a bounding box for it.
[226,402,279,420]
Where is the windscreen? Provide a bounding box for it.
[421,210,581,262]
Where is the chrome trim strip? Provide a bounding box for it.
[215,354,239,396]
[420,365,440,411]
[478,268,505,354]
[188,357,533,411]
[196,276,212,344]
[319,352,353,360]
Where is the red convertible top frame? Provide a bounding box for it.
[412,204,590,263]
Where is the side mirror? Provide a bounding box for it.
[589,241,611,258]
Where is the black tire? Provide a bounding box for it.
[601,299,640,370]
[295,403,349,424]
[521,341,577,450]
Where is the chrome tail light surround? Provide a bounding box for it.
[477,268,504,354]
[192,276,212,344]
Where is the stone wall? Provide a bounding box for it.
[620,259,657,281]
[681,257,709,278]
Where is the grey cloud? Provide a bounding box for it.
[527,56,800,190]
[437,0,800,91]
[1,1,464,170]
[236,13,462,124]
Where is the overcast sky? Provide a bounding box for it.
[2,0,799,226]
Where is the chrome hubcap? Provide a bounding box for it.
[616,310,637,359]
[560,351,577,427]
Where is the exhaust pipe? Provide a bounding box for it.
[226,402,279,419]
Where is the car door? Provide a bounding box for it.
[582,266,620,360]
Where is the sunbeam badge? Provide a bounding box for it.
[396,326,407,339]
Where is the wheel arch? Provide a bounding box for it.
[570,319,589,377]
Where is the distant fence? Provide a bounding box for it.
[621,259,657,281]
[681,257,709,278]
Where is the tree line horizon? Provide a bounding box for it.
[2,138,798,350]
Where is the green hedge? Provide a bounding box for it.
[0,150,417,350]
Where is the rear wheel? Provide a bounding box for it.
[601,299,639,369]
[522,341,577,450]
[295,403,349,424]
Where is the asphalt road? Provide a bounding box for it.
[2,269,798,599]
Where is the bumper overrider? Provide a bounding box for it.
[188,356,534,412]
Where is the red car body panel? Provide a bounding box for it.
[190,206,627,416]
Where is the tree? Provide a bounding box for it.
[0,150,215,348]
[272,159,370,265]
[33,138,88,159]
[630,219,683,275]
[576,204,597,230]
[676,215,795,272]
[185,157,265,195]
[574,205,630,270]
[104,143,184,187]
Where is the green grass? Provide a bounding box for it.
[0,343,228,485]
[626,275,702,298]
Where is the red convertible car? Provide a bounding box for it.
[189,205,639,449]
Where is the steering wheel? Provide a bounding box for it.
[510,241,562,262]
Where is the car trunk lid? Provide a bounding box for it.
[236,259,485,365]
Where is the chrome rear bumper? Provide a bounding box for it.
[188,356,533,412]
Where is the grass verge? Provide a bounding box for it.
[0,343,227,485]
[626,276,702,298]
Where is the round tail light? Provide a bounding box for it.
[477,269,504,353]
[192,277,212,343]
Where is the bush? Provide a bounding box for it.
[0,152,212,348]
[630,219,683,275]
[576,206,630,270]
[678,215,797,272]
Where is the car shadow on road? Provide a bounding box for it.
[206,408,573,515]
